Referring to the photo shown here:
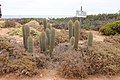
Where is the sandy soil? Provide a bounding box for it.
[86,30,106,42]
[0,28,120,80]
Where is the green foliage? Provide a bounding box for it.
[68,20,73,40]
[88,32,93,46]
[22,26,30,49]
[40,31,48,52]
[70,36,75,46]
[50,28,55,57]
[7,27,41,36]
[100,20,120,35]
[43,18,47,30]
[27,36,33,53]
[74,20,80,50]
[0,21,6,28]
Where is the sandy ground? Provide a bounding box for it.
[0,28,120,80]
[86,30,106,42]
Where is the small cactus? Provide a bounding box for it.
[74,20,80,50]
[43,18,47,30]
[88,32,93,46]
[40,31,48,52]
[50,28,55,57]
[68,20,73,40]
[22,26,30,50]
[70,36,75,46]
[27,35,33,53]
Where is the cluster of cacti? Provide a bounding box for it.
[27,35,33,53]
[40,21,55,57]
[22,26,30,49]
[22,26,34,53]
[68,20,80,50]
[88,32,93,46]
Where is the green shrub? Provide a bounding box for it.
[100,20,120,35]
[0,21,6,28]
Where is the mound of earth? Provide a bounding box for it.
[24,20,43,31]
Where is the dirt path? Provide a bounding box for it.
[86,30,106,42]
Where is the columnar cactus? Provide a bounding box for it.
[72,24,75,37]
[43,18,47,30]
[47,23,52,30]
[50,28,55,57]
[88,32,93,46]
[70,36,75,46]
[74,20,80,50]
[27,35,33,53]
[40,31,48,52]
[68,20,73,40]
[46,28,51,47]
[22,26,30,49]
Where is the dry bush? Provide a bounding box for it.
[54,43,92,79]
[54,41,120,79]
[0,38,37,76]
[0,36,46,76]
[104,35,120,44]
[89,42,120,75]
[5,20,17,27]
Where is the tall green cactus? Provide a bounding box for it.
[47,23,52,30]
[68,20,73,40]
[40,31,48,52]
[70,36,75,46]
[74,20,80,50]
[88,32,93,46]
[43,18,47,30]
[22,26,30,49]
[46,28,51,47]
[72,24,75,37]
[27,35,33,53]
[50,28,55,57]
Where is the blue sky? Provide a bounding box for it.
[1,0,120,15]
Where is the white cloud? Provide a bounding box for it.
[1,0,120,15]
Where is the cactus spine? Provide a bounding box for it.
[22,26,30,50]
[27,35,33,53]
[43,18,47,30]
[40,31,48,52]
[74,20,80,50]
[50,28,55,57]
[70,36,75,46]
[88,32,93,46]
[68,20,73,40]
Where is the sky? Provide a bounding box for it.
[1,0,120,16]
